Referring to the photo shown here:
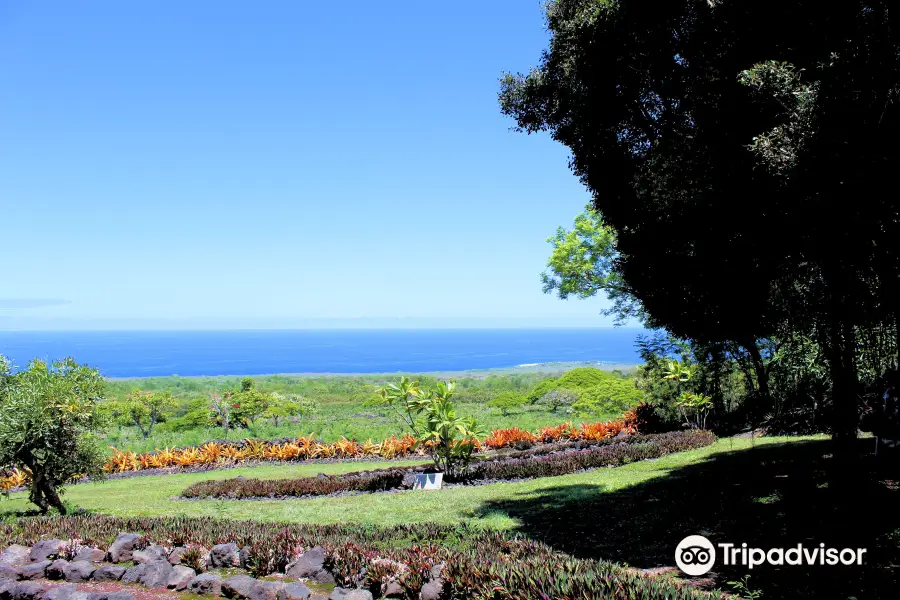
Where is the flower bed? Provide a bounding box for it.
[0,414,642,493]
[0,516,726,600]
[180,430,716,499]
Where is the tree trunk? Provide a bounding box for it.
[746,341,771,403]
[895,304,900,370]
[42,481,66,515]
[27,468,65,514]
[29,477,49,514]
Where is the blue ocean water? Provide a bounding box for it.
[0,328,644,378]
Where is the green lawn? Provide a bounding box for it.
[1,436,818,529]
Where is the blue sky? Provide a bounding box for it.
[0,1,609,330]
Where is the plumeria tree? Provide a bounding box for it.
[0,356,107,514]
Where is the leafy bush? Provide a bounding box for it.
[525,378,559,402]
[181,466,410,499]
[533,388,579,413]
[571,378,644,416]
[487,392,527,415]
[628,401,671,433]
[465,430,716,482]
[554,367,613,390]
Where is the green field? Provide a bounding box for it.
[100,366,639,453]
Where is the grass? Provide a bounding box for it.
[2,436,815,529]
[4,433,897,599]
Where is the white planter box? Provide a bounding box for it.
[412,473,443,490]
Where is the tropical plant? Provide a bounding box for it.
[0,356,107,514]
[376,376,425,435]
[417,382,481,478]
[674,392,713,430]
[122,391,176,438]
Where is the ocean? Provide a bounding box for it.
[0,328,644,378]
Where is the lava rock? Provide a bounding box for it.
[122,560,173,589]
[0,565,16,581]
[71,549,105,565]
[0,579,15,600]
[45,561,69,581]
[209,544,240,568]
[10,582,45,600]
[168,547,187,565]
[91,566,125,582]
[222,575,256,599]
[285,547,333,584]
[167,565,196,591]
[419,580,444,600]
[62,561,95,583]
[327,590,371,600]
[381,581,404,598]
[238,547,251,570]
[280,582,311,600]
[84,593,134,600]
[189,573,223,596]
[131,545,167,565]
[0,546,32,567]
[107,534,143,563]
[247,581,283,600]
[16,562,50,581]
[40,584,77,600]
[29,541,66,563]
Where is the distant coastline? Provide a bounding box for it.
[106,360,641,381]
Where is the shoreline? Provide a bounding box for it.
[105,360,641,381]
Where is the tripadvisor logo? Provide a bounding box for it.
[675,535,867,576]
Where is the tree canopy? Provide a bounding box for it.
[501,0,900,450]
[0,356,107,514]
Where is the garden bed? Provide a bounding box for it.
[179,430,716,500]
[0,516,726,600]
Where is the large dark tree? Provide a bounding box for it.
[500,0,900,457]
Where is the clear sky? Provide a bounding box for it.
[0,1,610,330]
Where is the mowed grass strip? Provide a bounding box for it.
[0,436,821,529]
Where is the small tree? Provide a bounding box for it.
[230,378,272,427]
[0,356,107,514]
[377,378,480,479]
[209,393,234,438]
[418,382,481,479]
[123,390,176,438]
[487,392,527,416]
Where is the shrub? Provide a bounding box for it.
[483,427,537,449]
[181,467,411,499]
[487,392,527,415]
[464,430,716,482]
[571,379,644,416]
[525,378,558,402]
[534,388,580,413]
[377,378,480,478]
[554,367,612,390]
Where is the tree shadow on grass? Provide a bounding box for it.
[474,438,900,599]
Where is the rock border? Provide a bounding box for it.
[0,533,441,600]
